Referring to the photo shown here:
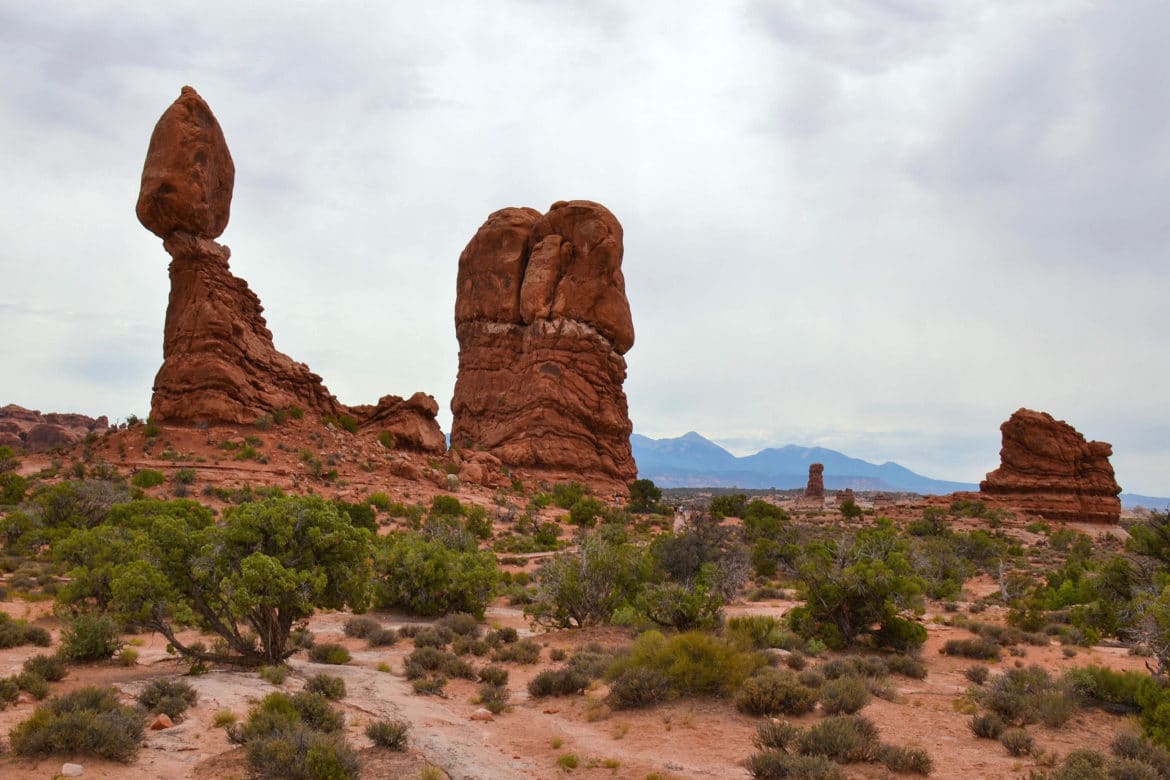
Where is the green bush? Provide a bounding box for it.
[983,666,1076,727]
[726,615,788,650]
[965,665,990,685]
[797,715,881,763]
[551,482,586,509]
[405,647,475,680]
[61,613,122,661]
[999,727,1034,756]
[366,718,409,750]
[304,673,346,700]
[377,431,397,450]
[877,743,933,775]
[528,668,589,698]
[9,686,144,761]
[131,469,165,489]
[885,653,927,680]
[745,751,845,780]
[607,630,767,702]
[375,532,498,618]
[819,676,872,715]
[137,678,198,719]
[525,535,644,628]
[308,643,350,665]
[17,671,49,699]
[0,472,27,504]
[247,727,359,779]
[412,626,453,648]
[367,627,399,647]
[478,682,510,713]
[1112,732,1170,776]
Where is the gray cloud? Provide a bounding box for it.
[2,1,1168,495]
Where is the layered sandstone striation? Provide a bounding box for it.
[0,405,109,452]
[805,463,824,498]
[980,408,1121,524]
[451,201,636,483]
[136,87,443,452]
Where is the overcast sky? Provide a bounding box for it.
[2,1,1167,494]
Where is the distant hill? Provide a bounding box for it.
[1121,493,1170,511]
[632,432,978,495]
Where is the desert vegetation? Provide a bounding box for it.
[0,445,1169,777]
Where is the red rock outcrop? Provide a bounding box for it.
[451,201,636,484]
[137,87,444,452]
[980,408,1121,524]
[0,405,109,451]
[805,463,824,498]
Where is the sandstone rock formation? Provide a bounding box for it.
[805,463,824,498]
[136,87,444,452]
[451,201,636,484]
[0,405,109,452]
[837,488,856,506]
[980,408,1121,524]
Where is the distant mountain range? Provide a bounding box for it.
[631,431,1170,509]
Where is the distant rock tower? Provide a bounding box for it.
[980,408,1121,524]
[805,463,824,498]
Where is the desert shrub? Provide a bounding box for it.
[799,669,826,688]
[1065,665,1145,715]
[367,627,398,647]
[755,719,803,751]
[568,497,606,527]
[607,667,671,709]
[0,613,52,649]
[9,686,144,761]
[567,647,616,679]
[965,665,990,685]
[61,613,122,661]
[412,626,453,648]
[452,635,490,656]
[885,654,927,680]
[16,672,48,699]
[745,751,845,779]
[729,618,788,651]
[304,673,346,700]
[486,626,519,645]
[970,712,1005,739]
[479,666,509,686]
[259,665,289,685]
[1000,727,1034,756]
[878,743,933,775]
[1106,758,1160,780]
[343,616,380,638]
[247,727,359,779]
[550,482,587,509]
[608,630,767,704]
[710,493,748,519]
[1112,732,1170,776]
[0,472,27,504]
[820,656,887,680]
[736,670,818,716]
[23,654,66,682]
[942,637,1001,660]
[375,532,498,618]
[528,667,589,698]
[797,715,881,763]
[491,639,541,664]
[308,643,350,665]
[637,577,724,631]
[412,676,447,696]
[525,535,645,628]
[437,612,482,637]
[137,678,198,719]
[819,676,872,715]
[983,665,1076,727]
[478,682,510,713]
[366,718,409,750]
[377,431,397,450]
[405,647,476,680]
[131,469,165,489]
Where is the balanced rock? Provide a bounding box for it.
[451,201,636,484]
[351,392,445,454]
[804,463,824,498]
[980,408,1121,524]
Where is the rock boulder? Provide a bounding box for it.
[980,408,1121,524]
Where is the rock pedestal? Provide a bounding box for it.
[805,463,824,498]
[980,408,1121,524]
[450,201,636,484]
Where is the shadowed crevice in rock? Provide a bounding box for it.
[451,201,637,484]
